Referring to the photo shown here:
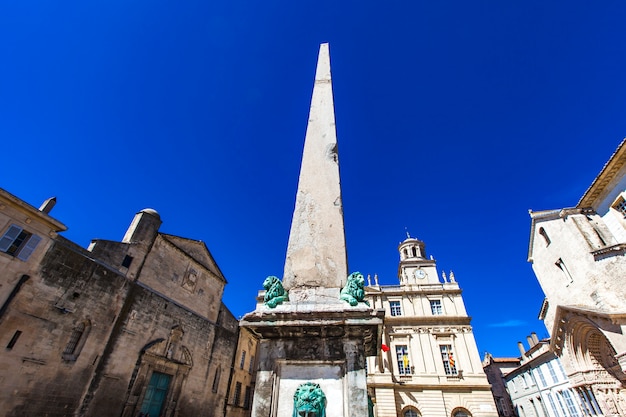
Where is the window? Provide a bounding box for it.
[536,367,547,387]
[555,392,569,417]
[0,225,41,261]
[6,330,22,349]
[498,398,509,416]
[430,300,443,315]
[547,393,560,417]
[404,409,420,417]
[578,386,601,415]
[396,345,411,375]
[212,367,221,393]
[240,350,246,369]
[62,320,91,361]
[390,301,402,316]
[121,255,133,268]
[453,409,471,417]
[440,345,457,375]
[612,195,626,217]
[561,390,580,417]
[243,385,252,409]
[233,381,242,406]
[556,360,567,379]
[555,258,573,283]
[539,227,551,246]
[546,361,559,383]
[249,355,255,373]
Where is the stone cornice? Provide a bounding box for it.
[366,285,462,296]
[591,242,626,260]
[388,325,473,335]
[384,316,472,326]
[578,137,626,208]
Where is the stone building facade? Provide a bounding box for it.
[482,354,520,417]
[225,327,258,417]
[365,236,497,417]
[0,188,241,417]
[528,138,626,415]
[502,335,587,417]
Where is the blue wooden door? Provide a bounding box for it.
[140,371,171,417]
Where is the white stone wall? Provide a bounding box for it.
[530,212,626,333]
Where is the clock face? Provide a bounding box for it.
[414,269,426,279]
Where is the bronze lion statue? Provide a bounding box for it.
[263,276,288,308]
[340,271,369,306]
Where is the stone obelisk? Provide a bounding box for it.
[241,43,383,417]
[283,42,347,303]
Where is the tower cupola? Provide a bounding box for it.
[122,208,161,245]
[398,235,426,261]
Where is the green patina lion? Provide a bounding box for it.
[263,276,288,308]
[340,271,370,306]
[293,382,326,417]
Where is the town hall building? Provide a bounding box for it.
[365,235,497,417]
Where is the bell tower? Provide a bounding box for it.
[397,235,440,284]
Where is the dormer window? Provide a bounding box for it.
[0,225,41,261]
[612,195,626,217]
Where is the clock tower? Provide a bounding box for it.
[397,235,439,284]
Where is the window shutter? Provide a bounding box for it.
[17,234,41,261]
[0,225,22,252]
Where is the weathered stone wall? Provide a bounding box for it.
[531,212,626,333]
[0,192,242,417]
[1,237,129,417]
[87,239,132,275]
[137,235,224,323]
[81,285,238,417]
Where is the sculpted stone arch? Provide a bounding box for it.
[566,317,625,384]
[122,326,193,417]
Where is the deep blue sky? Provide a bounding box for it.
[2,1,625,358]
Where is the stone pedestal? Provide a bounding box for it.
[241,297,383,416]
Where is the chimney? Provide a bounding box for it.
[531,332,539,344]
[39,197,56,214]
[527,335,535,348]
[517,341,526,356]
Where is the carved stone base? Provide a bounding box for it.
[241,301,383,417]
